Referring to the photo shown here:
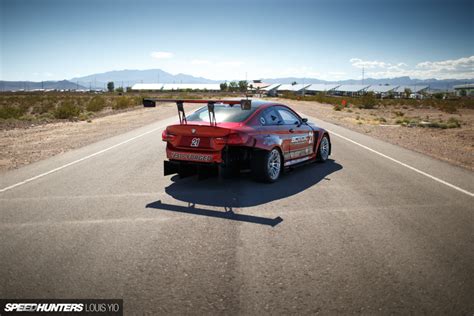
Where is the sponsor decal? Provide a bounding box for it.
[291,135,307,144]
[284,147,312,160]
[308,132,314,144]
[191,128,196,134]
[170,151,213,162]
[0,299,123,315]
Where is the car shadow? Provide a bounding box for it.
[146,159,342,226]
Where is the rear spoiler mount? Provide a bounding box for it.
[143,98,251,126]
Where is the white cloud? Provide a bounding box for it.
[150,51,174,59]
[350,56,474,79]
[416,56,474,72]
[350,58,389,69]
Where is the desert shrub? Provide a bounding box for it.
[78,112,90,121]
[32,101,56,114]
[358,93,376,109]
[333,104,344,111]
[446,117,461,128]
[86,96,106,112]
[437,102,457,114]
[396,118,410,125]
[54,100,81,119]
[0,104,29,119]
[433,93,444,100]
[113,97,134,109]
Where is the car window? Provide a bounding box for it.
[186,104,258,123]
[260,108,281,126]
[277,108,300,125]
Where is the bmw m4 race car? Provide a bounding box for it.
[144,98,331,182]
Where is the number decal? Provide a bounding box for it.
[190,137,200,147]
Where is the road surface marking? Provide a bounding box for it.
[0,125,165,193]
[328,130,474,197]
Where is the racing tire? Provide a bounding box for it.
[316,135,330,163]
[251,148,282,183]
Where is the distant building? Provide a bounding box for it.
[248,80,270,91]
[131,83,220,91]
[333,85,370,97]
[366,85,399,98]
[131,83,164,91]
[305,84,340,95]
[453,84,474,96]
[276,84,311,95]
[263,84,282,96]
[394,85,428,97]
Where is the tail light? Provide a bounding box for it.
[227,132,248,145]
[214,137,226,145]
[214,133,247,146]
[162,129,176,142]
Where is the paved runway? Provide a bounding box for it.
[1,112,473,314]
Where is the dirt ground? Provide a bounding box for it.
[277,98,473,170]
[0,103,200,172]
[1,99,472,172]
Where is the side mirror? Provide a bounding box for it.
[301,118,308,123]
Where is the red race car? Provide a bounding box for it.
[144,98,331,182]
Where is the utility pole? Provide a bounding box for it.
[362,67,365,86]
[302,77,306,97]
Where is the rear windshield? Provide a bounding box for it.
[186,104,258,123]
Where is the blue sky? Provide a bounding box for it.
[1,0,473,81]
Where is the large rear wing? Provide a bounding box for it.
[142,98,252,126]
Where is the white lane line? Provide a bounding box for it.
[328,129,474,197]
[0,126,164,193]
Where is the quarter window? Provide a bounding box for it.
[277,109,300,125]
[260,109,281,125]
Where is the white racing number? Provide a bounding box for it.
[191,137,200,147]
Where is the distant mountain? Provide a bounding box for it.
[2,70,473,92]
[0,80,86,91]
[69,69,474,90]
[70,69,219,88]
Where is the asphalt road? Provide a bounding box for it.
[1,112,473,315]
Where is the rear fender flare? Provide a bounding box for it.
[253,134,282,151]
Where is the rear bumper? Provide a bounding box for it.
[164,160,219,176]
[166,147,222,163]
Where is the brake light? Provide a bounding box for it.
[227,133,247,145]
[214,137,226,145]
[162,130,176,142]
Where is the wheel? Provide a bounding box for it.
[251,148,282,183]
[316,135,330,162]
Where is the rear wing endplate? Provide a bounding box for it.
[142,98,251,126]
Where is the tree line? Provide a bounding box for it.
[219,81,248,92]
